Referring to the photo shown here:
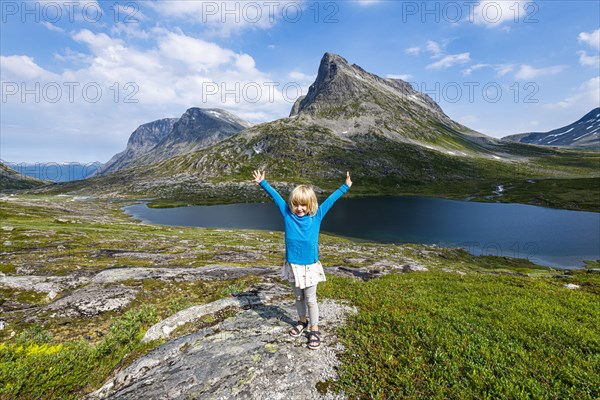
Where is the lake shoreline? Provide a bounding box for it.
[123,197,600,270]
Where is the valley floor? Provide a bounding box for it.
[0,194,598,399]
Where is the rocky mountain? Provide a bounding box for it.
[502,108,600,149]
[146,108,252,162]
[289,52,490,148]
[0,161,46,190]
[33,53,599,204]
[97,118,179,175]
[96,108,251,176]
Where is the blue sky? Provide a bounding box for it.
[1,0,599,163]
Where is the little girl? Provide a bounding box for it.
[252,170,352,349]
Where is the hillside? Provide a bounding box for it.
[0,162,47,190]
[502,108,600,149]
[25,53,600,211]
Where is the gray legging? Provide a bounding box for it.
[291,283,319,327]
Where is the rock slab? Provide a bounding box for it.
[87,283,355,400]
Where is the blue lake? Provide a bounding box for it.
[123,196,600,269]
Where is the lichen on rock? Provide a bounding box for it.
[86,283,356,400]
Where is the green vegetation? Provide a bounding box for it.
[1,194,598,399]
[0,163,47,191]
[320,271,600,399]
[1,305,160,399]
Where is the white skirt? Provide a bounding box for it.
[281,261,327,289]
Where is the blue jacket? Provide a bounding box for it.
[259,180,349,264]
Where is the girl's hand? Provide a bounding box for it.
[252,170,265,184]
[345,171,352,187]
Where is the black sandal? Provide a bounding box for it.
[308,330,321,349]
[289,320,308,337]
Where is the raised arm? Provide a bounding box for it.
[317,171,352,218]
[252,170,288,215]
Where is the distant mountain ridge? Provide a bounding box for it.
[5,161,102,182]
[502,108,600,149]
[0,161,47,190]
[29,52,599,211]
[96,108,251,176]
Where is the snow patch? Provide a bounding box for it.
[547,127,574,138]
[572,132,590,141]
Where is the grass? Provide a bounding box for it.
[319,271,600,399]
[1,194,598,399]
[0,305,160,399]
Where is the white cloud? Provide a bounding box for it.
[53,48,93,65]
[578,28,600,50]
[472,1,529,28]
[515,64,566,80]
[42,22,65,33]
[545,76,600,111]
[495,64,516,77]
[0,55,58,80]
[405,47,420,56]
[110,22,151,40]
[427,52,470,70]
[2,28,304,162]
[387,74,413,81]
[289,71,315,82]
[148,0,283,36]
[461,63,517,77]
[462,63,489,76]
[156,31,236,71]
[578,50,600,68]
[425,40,443,57]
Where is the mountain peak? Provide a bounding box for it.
[180,108,252,130]
[290,52,357,117]
[289,52,467,139]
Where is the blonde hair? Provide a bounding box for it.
[289,185,318,216]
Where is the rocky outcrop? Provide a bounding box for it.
[0,273,90,296]
[86,283,356,400]
[96,118,178,175]
[90,265,278,284]
[43,284,138,318]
